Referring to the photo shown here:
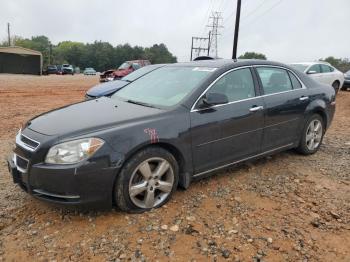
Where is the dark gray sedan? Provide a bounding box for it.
[8,59,335,212]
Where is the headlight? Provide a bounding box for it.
[45,138,104,164]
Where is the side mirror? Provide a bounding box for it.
[199,92,229,108]
[307,70,317,75]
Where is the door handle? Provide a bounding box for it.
[249,105,264,112]
[299,96,309,101]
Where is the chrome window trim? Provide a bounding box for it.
[190,64,307,113]
[16,130,41,152]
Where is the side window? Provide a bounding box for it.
[256,67,293,95]
[320,64,331,73]
[207,68,255,102]
[132,63,141,70]
[308,64,321,74]
[329,66,335,72]
[288,72,302,89]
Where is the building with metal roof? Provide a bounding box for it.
[0,46,42,75]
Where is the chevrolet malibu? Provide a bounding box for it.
[8,59,336,212]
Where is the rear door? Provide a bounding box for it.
[320,64,335,86]
[255,66,309,152]
[190,67,265,174]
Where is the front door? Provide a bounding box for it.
[190,67,265,174]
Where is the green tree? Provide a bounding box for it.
[144,44,177,64]
[1,34,177,72]
[320,56,350,72]
[238,52,267,60]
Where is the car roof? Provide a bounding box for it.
[291,61,332,66]
[166,59,289,69]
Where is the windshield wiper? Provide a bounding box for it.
[126,99,157,108]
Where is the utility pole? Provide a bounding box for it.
[7,22,11,46]
[48,44,52,65]
[232,0,242,59]
[207,11,223,58]
[190,34,211,61]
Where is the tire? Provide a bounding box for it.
[114,146,179,213]
[296,114,325,155]
[332,81,340,94]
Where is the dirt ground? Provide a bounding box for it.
[0,74,349,262]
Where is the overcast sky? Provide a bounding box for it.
[1,0,349,63]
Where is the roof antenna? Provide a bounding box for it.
[232,0,241,61]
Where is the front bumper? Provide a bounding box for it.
[8,130,121,209]
[8,154,118,209]
[343,79,350,86]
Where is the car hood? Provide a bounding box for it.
[86,80,128,97]
[27,97,163,136]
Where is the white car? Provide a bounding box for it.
[290,62,344,93]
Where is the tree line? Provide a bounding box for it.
[1,35,177,72]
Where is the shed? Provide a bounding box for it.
[0,46,42,75]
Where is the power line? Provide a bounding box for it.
[221,0,283,39]
[241,0,284,28]
[190,33,211,61]
[207,11,223,58]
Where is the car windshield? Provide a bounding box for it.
[290,64,308,73]
[122,65,162,82]
[112,66,214,107]
[118,62,131,70]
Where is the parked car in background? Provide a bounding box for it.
[60,64,74,75]
[46,65,58,74]
[83,68,97,75]
[100,60,151,82]
[8,60,336,212]
[290,62,344,93]
[86,64,165,99]
[342,70,350,90]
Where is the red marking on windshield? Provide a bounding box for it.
[144,128,159,143]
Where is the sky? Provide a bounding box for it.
[0,0,349,63]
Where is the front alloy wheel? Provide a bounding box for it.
[129,158,174,209]
[114,147,178,212]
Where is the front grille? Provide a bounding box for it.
[16,155,29,171]
[20,134,40,150]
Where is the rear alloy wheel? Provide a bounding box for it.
[297,114,324,155]
[305,119,323,151]
[114,147,178,212]
[332,81,340,94]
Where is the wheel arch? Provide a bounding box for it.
[115,141,191,192]
[305,101,329,130]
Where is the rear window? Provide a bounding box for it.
[256,67,293,95]
[288,72,302,89]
